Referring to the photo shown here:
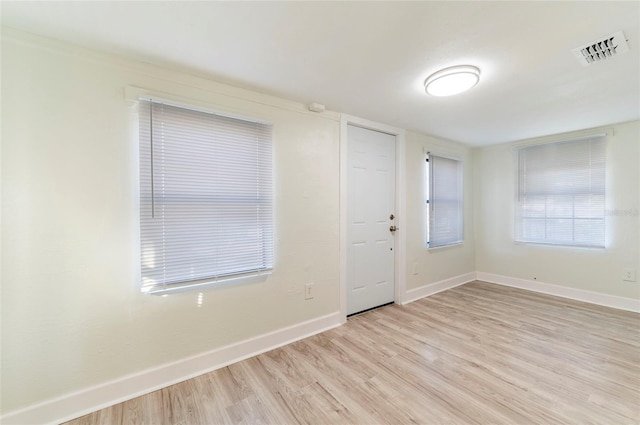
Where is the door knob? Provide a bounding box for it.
[389,225,398,232]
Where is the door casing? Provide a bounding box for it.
[340,114,406,322]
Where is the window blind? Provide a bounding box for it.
[139,100,273,293]
[428,154,463,248]
[515,136,605,248]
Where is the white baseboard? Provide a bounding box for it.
[1,312,342,425]
[476,272,640,313]
[5,272,637,424]
[402,272,476,305]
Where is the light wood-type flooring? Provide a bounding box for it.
[66,281,640,424]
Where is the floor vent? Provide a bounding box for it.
[572,31,629,65]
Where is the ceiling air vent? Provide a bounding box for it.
[572,31,629,66]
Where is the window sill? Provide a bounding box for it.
[427,241,464,251]
[514,241,605,251]
[142,270,272,295]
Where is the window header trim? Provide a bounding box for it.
[125,85,272,126]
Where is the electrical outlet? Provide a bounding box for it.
[412,262,419,275]
[623,268,636,282]
[305,283,315,300]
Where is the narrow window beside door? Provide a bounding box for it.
[426,153,464,248]
[138,99,274,294]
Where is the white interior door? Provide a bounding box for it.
[347,125,396,315]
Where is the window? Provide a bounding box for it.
[138,99,273,294]
[515,136,605,248]
[426,153,463,248]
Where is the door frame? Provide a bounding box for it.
[340,114,406,322]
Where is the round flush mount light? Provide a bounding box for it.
[424,65,480,96]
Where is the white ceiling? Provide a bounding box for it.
[2,1,639,146]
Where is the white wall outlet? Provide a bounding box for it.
[623,268,636,282]
[412,262,419,275]
[305,283,315,299]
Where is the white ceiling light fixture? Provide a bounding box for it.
[424,65,480,97]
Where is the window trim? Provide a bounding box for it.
[513,134,606,249]
[133,89,275,295]
[426,152,464,249]
[126,86,272,126]
[142,270,271,296]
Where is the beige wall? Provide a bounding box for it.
[473,120,640,299]
[1,32,341,413]
[405,131,476,289]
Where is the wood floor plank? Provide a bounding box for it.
[64,281,640,424]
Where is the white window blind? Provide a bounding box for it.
[427,154,463,248]
[139,99,273,294]
[515,136,605,248]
